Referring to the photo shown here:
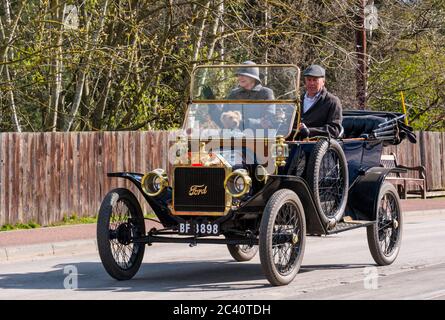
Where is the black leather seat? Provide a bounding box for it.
[342,115,386,139]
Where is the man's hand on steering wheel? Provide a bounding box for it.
[298,123,310,139]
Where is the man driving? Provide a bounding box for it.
[295,64,343,139]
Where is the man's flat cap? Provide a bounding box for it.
[303,64,326,77]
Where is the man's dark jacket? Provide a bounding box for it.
[293,87,343,139]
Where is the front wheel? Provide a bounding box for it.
[367,182,403,266]
[259,189,306,286]
[97,188,146,280]
[227,243,258,262]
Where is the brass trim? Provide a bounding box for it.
[188,184,208,196]
[141,169,168,197]
[224,169,252,198]
[190,64,301,100]
[171,211,227,217]
[255,165,269,183]
[292,103,302,141]
[194,99,298,104]
[191,63,301,100]
[182,103,298,141]
[171,163,233,216]
[187,63,301,140]
[272,135,289,167]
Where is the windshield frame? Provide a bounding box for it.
[185,64,301,140]
[181,101,299,141]
[190,64,301,105]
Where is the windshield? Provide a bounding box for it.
[185,64,300,139]
[183,103,297,139]
[191,64,300,102]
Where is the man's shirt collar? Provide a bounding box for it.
[304,90,322,100]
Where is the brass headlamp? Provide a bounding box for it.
[141,168,169,197]
[224,169,252,198]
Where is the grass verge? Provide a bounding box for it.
[0,213,158,232]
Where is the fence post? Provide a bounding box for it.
[419,130,426,169]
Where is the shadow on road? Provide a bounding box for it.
[0,259,375,294]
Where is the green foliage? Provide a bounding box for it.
[1,0,444,132]
[52,214,97,226]
[0,221,41,232]
[369,42,445,131]
[0,215,98,231]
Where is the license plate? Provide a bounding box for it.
[179,221,219,235]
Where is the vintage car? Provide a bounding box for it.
[97,64,416,286]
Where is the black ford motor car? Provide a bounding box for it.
[97,64,415,286]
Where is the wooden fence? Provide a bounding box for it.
[0,130,444,227]
[0,131,175,227]
[384,131,445,192]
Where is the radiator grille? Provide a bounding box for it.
[173,167,226,213]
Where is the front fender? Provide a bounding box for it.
[107,172,144,188]
[240,175,328,235]
[107,172,178,227]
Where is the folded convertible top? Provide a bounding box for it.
[342,110,416,145]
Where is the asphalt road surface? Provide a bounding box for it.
[1,211,444,300]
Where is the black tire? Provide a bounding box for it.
[306,139,348,225]
[259,189,306,286]
[227,243,258,262]
[367,182,403,266]
[97,188,146,280]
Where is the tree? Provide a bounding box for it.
[0,0,444,132]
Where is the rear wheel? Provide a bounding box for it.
[306,139,348,226]
[97,188,146,280]
[259,189,306,286]
[367,182,403,265]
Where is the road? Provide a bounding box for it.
[1,211,444,300]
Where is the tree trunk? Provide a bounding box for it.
[206,1,224,62]
[92,58,114,130]
[355,0,367,110]
[64,0,109,131]
[3,66,21,132]
[191,1,210,69]
[219,1,225,63]
[47,0,64,132]
[0,0,23,132]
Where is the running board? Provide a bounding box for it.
[327,220,375,234]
